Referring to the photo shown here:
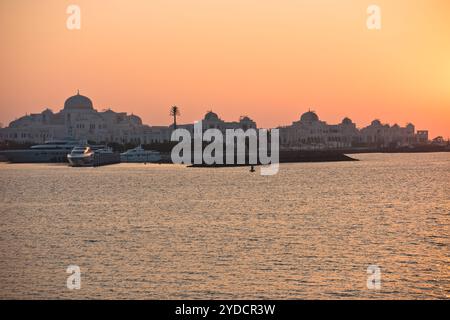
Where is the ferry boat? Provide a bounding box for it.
[0,138,79,163]
[120,146,161,163]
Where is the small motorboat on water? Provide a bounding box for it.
[67,146,94,167]
[120,145,161,163]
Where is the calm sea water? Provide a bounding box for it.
[0,153,448,299]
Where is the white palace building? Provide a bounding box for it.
[0,93,429,149]
[278,110,429,150]
[0,93,256,145]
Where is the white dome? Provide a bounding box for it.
[300,111,319,122]
[64,92,93,110]
[204,111,219,121]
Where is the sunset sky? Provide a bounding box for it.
[0,0,449,138]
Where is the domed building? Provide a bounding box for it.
[300,110,319,123]
[280,110,351,149]
[342,117,353,125]
[63,92,94,111]
[129,114,143,125]
[0,93,259,145]
[279,109,423,150]
[204,111,219,121]
[174,110,256,133]
[371,119,382,126]
[361,119,417,146]
[0,96,426,148]
[0,92,171,144]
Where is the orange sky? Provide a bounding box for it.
[0,0,449,138]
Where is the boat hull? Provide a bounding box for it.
[93,152,121,166]
[68,152,120,167]
[120,154,161,163]
[67,154,94,167]
[0,149,71,163]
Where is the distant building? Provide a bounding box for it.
[416,130,429,144]
[0,92,170,144]
[279,110,428,150]
[431,136,446,146]
[0,94,256,144]
[360,119,416,147]
[0,95,430,148]
[279,111,360,150]
[174,111,257,134]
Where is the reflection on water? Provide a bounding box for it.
[0,153,449,299]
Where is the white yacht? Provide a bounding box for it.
[0,138,79,163]
[95,147,114,154]
[120,146,161,163]
[67,146,94,167]
[30,139,79,150]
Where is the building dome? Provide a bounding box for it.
[204,111,219,121]
[129,114,142,125]
[371,119,381,126]
[42,108,53,115]
[342,117,352,125]
[64,92,93,111]
[300,110,319,122]
[240,116,252,122]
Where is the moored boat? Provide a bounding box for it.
[93,147,120,166]
[0,138,79,163]
[67,146,94,167]
[120,146,161,163]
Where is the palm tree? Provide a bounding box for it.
[170,105,180,129]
